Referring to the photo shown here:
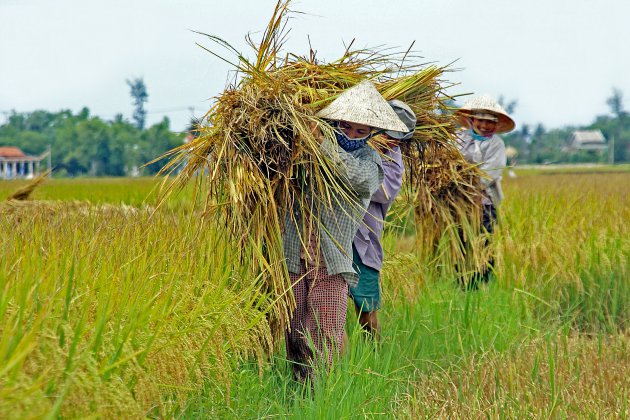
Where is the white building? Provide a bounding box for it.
[567,130,607,151]
[0,146,47,179]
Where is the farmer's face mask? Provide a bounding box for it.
[334,121,372,152]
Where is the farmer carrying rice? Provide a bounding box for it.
[455,94,515,288]
[350,100,416,340]
[284,81,408,382]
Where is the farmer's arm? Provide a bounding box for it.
[480,139,506,186]
[370,151,404,205]
[320,138,384,199]
[455,132,476,164]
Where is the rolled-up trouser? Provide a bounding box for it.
[482,203,497,234]
[285,261,348,380]
[458,203,498,289]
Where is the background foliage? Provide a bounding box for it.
[502,88,630,164]
[0,108,184,177]
[2,88,629,178]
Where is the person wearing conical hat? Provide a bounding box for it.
[455,94,515,288]
[284,80,406,382]
[350,99,416,340]
[456,94,514,205]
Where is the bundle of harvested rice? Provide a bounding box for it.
[159,0,483,342]
[4,171,49,201]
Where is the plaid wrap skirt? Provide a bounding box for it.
[285,261,348,380]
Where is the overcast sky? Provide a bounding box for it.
[1,0,628,132]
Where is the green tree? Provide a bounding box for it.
[0,108,184,177]
[139,117,184,174]
[606,88,625,118]
[127,78,149,130]
[498,95,518,115]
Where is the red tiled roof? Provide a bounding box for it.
[0,146,26,158]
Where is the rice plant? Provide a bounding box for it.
[0,169,627,418]
[157,0,482,344]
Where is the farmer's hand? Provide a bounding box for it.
[308,120,324,144]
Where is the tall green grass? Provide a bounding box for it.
[498,173,629,333]
[0,171,627,417]
[185,170,629,417]
[0,177,198,210]
[0,177,160,204]
[183,281,542,418]
[0,207,273,417]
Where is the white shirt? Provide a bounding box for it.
[456,130,507,205]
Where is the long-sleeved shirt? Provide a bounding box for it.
[353,146,404,271]
[456,130,507,205]
[282,138,384,287]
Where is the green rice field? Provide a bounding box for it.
[1,167,628,418]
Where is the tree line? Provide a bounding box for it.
[1,85,627,177]
[0,78,184,177]
[502,89,630,164]
[0,108,184,177]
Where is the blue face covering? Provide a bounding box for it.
[471,129,491,141]
[334,123,372,152]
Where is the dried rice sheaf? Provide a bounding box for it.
[157,0,485,345]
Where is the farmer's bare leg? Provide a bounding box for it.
[356,307,381,340]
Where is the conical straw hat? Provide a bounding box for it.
[455,94,515,134]
[317,80,409,132]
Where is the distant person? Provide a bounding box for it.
[455,94,515,288]
[284,81,408,383]
[350,100,416,340]
[505,146,518,178]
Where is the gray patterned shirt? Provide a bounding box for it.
[282,138,384,287]
[457,129,507,205]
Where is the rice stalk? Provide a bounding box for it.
[4,170,50,201]
[157,0,486,344]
